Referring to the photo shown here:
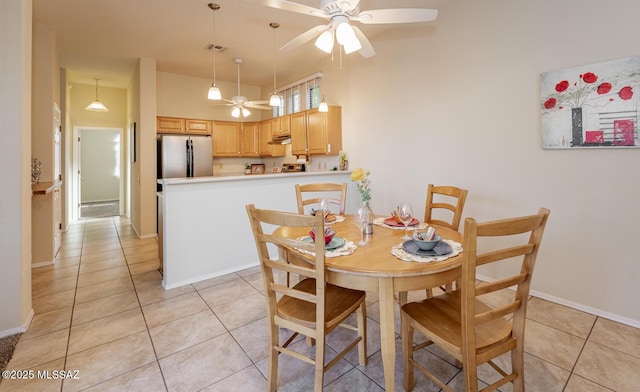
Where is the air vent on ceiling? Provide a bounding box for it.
[205,43,225,52]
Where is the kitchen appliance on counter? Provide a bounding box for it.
[281,163,306,172]
[157,135,213,189]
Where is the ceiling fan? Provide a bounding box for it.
[248,0,438,58]
[214,58,271,118]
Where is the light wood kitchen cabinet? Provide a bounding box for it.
[240,122,260,157]
[290,111,308,156]
[212,121,240,157]
[185,119,212,135]
[307,105,342,155]
[259,119,285,157]
[157,116,186,134]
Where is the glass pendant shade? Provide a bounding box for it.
[208,84,222,100]
[231,106,250,118]
[85,78,108,112]
[269,93,281,107]
[242,107,251,117]
[318,96,329,112]
[336,22,361,54]
[315,30,334,53]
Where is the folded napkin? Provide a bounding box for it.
[294,236,357,257]
[374,217,428,230]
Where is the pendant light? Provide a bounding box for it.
[85,78,108,112]
[318,96,328,112]
[269,22,281,107]
[207,3,222,100]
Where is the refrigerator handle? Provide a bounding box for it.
[186,139,193,177]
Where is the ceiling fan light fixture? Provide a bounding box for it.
[231,106,240,118]
[315,30,334,53]
[208,84,222,100]
[85,78,108,112]
[336,22,356,46]
[343,37,362,54]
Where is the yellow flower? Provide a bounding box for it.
[350,168,366,182]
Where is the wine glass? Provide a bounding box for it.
[319,198,330,214]
[354,206,370,246]
[396,202,414,240]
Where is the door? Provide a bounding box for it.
[160,135,188,178]
[190,136,213,177]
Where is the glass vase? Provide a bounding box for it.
[361,201,374,235]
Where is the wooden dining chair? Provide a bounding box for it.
[399,184,469,305]
[424,184,468,231]
[295,183,347,215]
[246,204,367,392]
[400,208,550,392]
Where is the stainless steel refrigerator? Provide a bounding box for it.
[157,134,213,182]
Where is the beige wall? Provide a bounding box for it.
[0,0,33,336]
[323,0,640,325]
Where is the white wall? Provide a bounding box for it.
[0,0,33,337]
[321,0,639,325]
[80,128,121,202]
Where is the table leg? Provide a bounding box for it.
[379,278,395,391]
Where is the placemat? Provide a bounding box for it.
[391,239,462,263]
[295,236,357,257]
[373,217,428,230]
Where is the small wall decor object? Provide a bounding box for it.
[250,164,265,174]
[31,158,41,183]
[540,56,640,149]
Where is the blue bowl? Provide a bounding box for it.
[411,234,441,251]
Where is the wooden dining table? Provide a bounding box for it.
[274,215,463,391]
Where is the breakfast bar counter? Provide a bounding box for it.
[158,171,357,289]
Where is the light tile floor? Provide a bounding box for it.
[2,216,640,391]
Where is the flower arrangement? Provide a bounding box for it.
[350,168,371,203]
[543,71,633,111]
[339,150,347,164]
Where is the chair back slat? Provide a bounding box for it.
[296,183,347,215]
[475,273,528,296]
[424,184,468,231]
[475,300,521,325]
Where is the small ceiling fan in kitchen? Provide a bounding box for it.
[213,58,271,118]
[247,0,438,58]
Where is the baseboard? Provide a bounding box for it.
[0,308,34,338]
[477,273,640,328]
[31,260,54,269]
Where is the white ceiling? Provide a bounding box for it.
[33,0,445,89]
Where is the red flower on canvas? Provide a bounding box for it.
[597,83,611,94]
[582,72,598,83]
[544,98,557,109]
[543,71,628,111]
[555,81,569,92]
[619,86,633,100]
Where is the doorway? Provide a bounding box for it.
[72,127,124,220]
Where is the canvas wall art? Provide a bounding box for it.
[540,56,639,149]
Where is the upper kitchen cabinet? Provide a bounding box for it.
[306,105,342,155]
[212,121,240,157]
[185,119,212,135]
[290,111,308,156]
[157,116,186,134]
[259,119,285,157]
[240,122,260,157]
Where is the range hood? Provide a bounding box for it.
[268,134,291,145]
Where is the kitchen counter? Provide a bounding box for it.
[159,170,349,185]
[158,170,357,289]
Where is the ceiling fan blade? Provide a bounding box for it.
[244,103,273,110]
[280,24,330,51]
[355,8,438,24]
[247,0,325,17]
[246,100,269,105]
[352,26,375,58]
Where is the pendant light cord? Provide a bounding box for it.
[271,23,278,93]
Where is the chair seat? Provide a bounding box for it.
[402,292,512,353]
[278,278,366,330]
